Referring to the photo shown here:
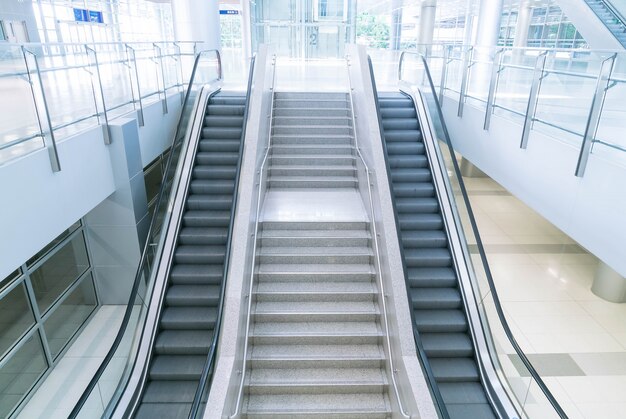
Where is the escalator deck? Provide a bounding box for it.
[378,92,497,419]
[135,92,246,418]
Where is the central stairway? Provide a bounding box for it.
[240,92,392,418]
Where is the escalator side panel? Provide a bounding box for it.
[378,92,496,419]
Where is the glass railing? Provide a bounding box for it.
[410,45,626,177]
[399,51,568,418]
[0,41,201,168]
[68,49,222,419]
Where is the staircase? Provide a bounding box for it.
[242,222,391,418]
[136,92,246,417]
[378,92,496,419]
[239,91,392,418]
[584,0,626,47]
[268,92,357,189]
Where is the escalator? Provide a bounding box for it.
[583,0,626,47]
[135,91,247,418]
[377,92,496,418]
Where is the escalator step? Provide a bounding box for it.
[407,267,458,288]
[207,104,245,116]
[391,168,431,183]
[198,140,241,154]
[392,182,435,198]
[388,155,428,168]
[165,284,221,306]
[190,179,235,195]
[204,115,244,127]
[179,227,228,245]
[429,358,480,382]
[397,213,443,230]
[403,247,452,267]
[382,118,420,131]
[170,264,224,285]
[421,333,474,357]
[411,288,461,309]
[174,245,226,264]
[401,230,448,248]
[414,309,468,333]
[186,195,232,211]
[160,306,218,330]
[149,355,206,380]
[386,141,424,155]
[155,330,212,355]
[182,211,230,227]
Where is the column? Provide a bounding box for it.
[592,261,626,303]
[475,0,504,49]
[171,0,221,50]
[390,0,403,50]
[417,0,437,48]
[513,0,532,48]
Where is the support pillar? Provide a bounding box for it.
[513,0,532,48]
[417,0,437,47]
[475,0,504,50]
[592,261,626,303]
[171,0,220,50]
[391,0,403,50]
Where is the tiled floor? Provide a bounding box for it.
[463,175,626,419]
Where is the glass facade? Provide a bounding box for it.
[251,0,357,58]
[0,221,98,417]
[32,0,173,45]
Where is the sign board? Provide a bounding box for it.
[73,8,104,24]
[219,10,239,15]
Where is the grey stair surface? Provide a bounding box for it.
[242,222,391,418]
[241,92,391,418]
[378,92,496,419]
[583,0,626,46]
[135,91,246,418]
[268,92,357,189]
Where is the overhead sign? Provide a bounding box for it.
[220,10,239,15]
[73,8,104,24]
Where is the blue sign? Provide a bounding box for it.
[220,10,239,15]
[73,8,103,24]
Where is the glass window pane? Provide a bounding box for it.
[44,274,97,359]
[27,222,81,268]
[144,157,163,205]
[0,283,35,358]
[0,333,48,418]
[0,268,22,292]
[30,232,90,314]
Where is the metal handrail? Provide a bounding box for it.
[229,53,277,419]
[368,55,451,419]
[399,50,568,418]
[346,54,410,419]
[187,54,257,419]
[68,49,222,419]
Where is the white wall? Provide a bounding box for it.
[0,93,181,281]
[441,97,626,278]
[0,0,41,42]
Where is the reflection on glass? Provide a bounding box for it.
[44,274,97,359]
[144,156,164,206]
[0,333,48,418]
[27,222,81,268]
[0,283,35,359]
[30,232,90,314]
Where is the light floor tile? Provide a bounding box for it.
[575,403,626,419]
[571,353,626,376]
[524,333,624,353]
[557,376,626,404]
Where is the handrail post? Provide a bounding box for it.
[153,43,168,114]
[21,46,61,172]
[457,46,474,117]
[520,50,548,149]
[173,42,185,104]
[85,45,111,145]
[484,48,504,130]
[575,53,616,177]
[125,44,144,126]
[439,45,451,104]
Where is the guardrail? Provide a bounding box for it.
[0,41,201,170]
[399,44,626,177]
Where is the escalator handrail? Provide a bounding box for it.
[68,49,223,419]
[366,55,451,419]
[398,50,568,419]
[187,54,257,419]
